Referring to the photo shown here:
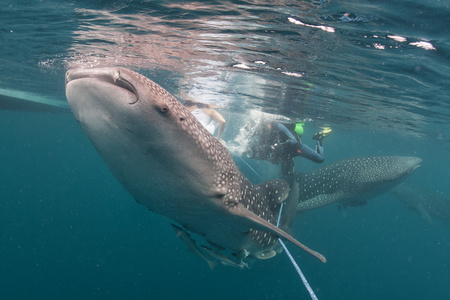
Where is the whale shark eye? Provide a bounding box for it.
[160,105,169,113]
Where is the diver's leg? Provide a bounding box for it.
[280,158,295,177]
[296,142,324,163]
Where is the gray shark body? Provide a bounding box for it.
[296,156,422,213]
[65,67,325,263]
[393,184,450,226]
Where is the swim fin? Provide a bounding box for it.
[312,127,332,140]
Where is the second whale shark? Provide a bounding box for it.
[393,183,450,227]
[296,156,422,213]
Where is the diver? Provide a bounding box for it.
[247,121,332,176]
[184,99,226,142]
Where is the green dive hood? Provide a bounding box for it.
[294,123,304,137]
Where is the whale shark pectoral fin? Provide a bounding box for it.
[297,192,346,213]
[231,204,326,263]
[414,203,433,225]
[256,179,290,211]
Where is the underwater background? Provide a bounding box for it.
[1,1,449,299]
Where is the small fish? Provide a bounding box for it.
[170,224,217,270]
[201,246,249,269]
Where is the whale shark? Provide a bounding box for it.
[65,67,326,264]
[393,183,450,227]
[296,156,422,213]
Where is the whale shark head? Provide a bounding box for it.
[66,67,226,205]
[65,67,325,263]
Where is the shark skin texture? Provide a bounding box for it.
[296,156,422,213]
[393,183,450,227]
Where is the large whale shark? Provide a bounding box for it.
[393,183,450,227]
[296,156,422,213]
[65,67,325,264]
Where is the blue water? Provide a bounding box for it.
[1,0,449,299]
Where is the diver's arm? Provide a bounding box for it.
[277,123,297,145]
[297,142,324,163]
[204,107,226,140]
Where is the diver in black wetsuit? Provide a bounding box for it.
[247,121,331,176]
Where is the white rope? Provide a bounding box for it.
[277,202,319,300]
[237,154,319,299]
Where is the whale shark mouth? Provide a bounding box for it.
[66,68,139,104]
[409,163,421,174]
[400,158,422,178]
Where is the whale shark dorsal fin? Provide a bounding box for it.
[232,204,326,263]
[256,179,290,211]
